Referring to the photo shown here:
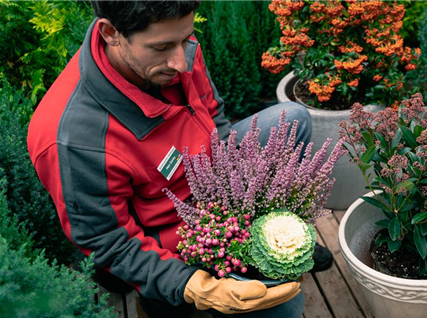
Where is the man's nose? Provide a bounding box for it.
[167,45,188,73]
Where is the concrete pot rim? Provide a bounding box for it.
[338,192,427,288]
[277,72,382,114]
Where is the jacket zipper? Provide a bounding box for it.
[186,104,195,115]
[185,103,212,136]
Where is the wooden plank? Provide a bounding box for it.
[126,290,148,318]
[334,210,346,223]
[301,272,333,318]
[98,285,125,318]
[316,214,374,318]
[314,263,365,318]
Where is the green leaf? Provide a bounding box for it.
[414,125,424,138]
[360,146,376,163]
[414,225,427,259]
[398,210,409,223]
[388,216,401,241]
[408,152,420,164]
[376,219,390,228]
[375,233,389,246]
[361,196,389,210]
[387,239,402,253]
[397,147,413,156]
[342,82,348,96]
[421,223,427,236]
[375,132,388,150]
[368,185,385,190]
[411,166,422,178]
[383,209,396,219]
[396,180,415,192]
[362,132,374,147]
[419,258,427,276]
[373,176,388,186]
[412,212,427,224]
[358,162,373,173]
[400,201,415,212]
[391,128,402,149]
[397,123,418,149]
[372,151,388,163]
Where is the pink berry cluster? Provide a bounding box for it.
[176,202,252,277]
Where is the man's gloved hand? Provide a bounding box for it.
[183,270,301,314]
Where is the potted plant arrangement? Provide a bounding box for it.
[338,93,427,318]
[164,111,346,284]
[262,0,421,209]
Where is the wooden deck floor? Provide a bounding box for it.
[301,210,374,318]
[98,210,375,318]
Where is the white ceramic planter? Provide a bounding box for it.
[339,192,427,318]
[276,72,383,210]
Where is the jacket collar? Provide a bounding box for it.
[78,19,199,139]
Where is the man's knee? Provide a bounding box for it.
[275,102,311,132]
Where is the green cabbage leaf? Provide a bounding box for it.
[249,210,316,280]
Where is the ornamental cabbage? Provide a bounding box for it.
[249,210,316,280]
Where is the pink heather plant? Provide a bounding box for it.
[164,110,346,278]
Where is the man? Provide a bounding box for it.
[27,1,331,317]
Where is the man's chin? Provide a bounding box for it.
[143,72,177,88]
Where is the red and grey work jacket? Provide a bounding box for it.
[27,19,231,305]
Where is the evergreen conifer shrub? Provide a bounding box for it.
[196,1,283,121]
[406,7,427,102]
[0,235,116,318]
[0,82,76,265]
[0,180,38,260]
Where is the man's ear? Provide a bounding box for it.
[97,18,120,46]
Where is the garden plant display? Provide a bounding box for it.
[261,0,421,110]
[164,111,345,280]
[339,93,427,278]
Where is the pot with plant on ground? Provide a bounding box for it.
[338,93,427,318]
[276,72,383,209]
[262,0,421,209]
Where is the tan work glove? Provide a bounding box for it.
[183,270,301,314]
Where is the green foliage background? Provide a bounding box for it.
[400,0,424,48]
[0,0,94,265]
[0,82,78,265]
[0,178,116,318]
[0,1,425,314]
[406,4,427,103]
[0,0,94,104]
[196,0,286,120]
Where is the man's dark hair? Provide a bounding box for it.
[90,1,201,38]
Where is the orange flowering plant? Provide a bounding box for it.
[262,0,421,110]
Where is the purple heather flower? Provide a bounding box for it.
[166,109,344,228]
[162,188,199,227]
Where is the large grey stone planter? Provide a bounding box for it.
[276,72,383,210]
[339,193,427,318]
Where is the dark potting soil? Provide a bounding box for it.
[294,78,369,111]
[370,231,427,280]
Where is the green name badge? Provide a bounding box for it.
[157,146,183,181]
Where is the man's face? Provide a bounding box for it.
[115,12,194,88]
